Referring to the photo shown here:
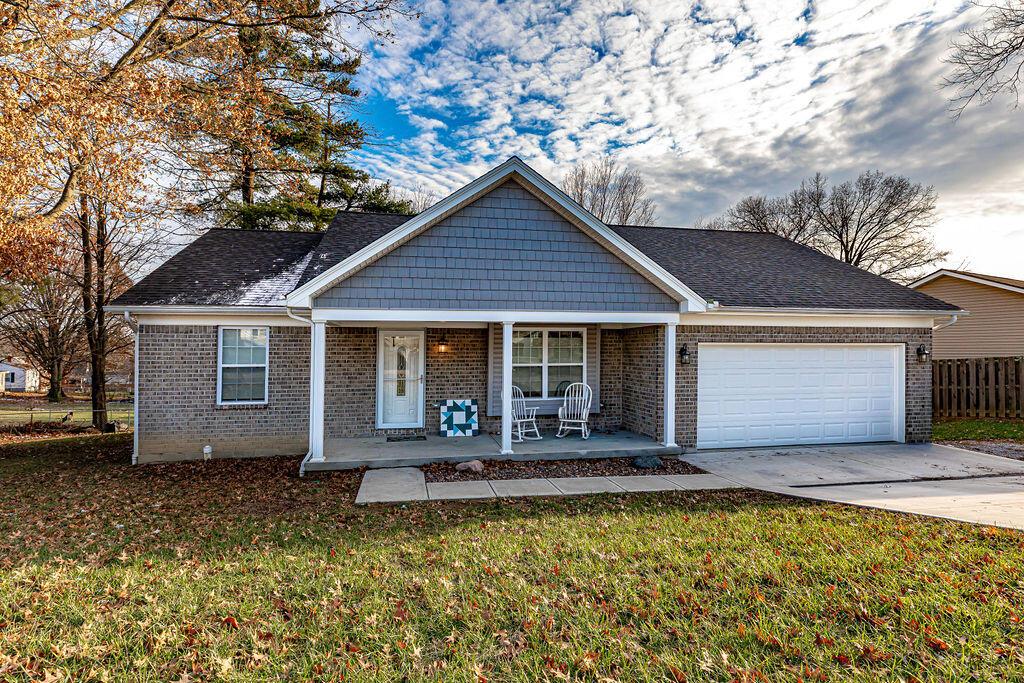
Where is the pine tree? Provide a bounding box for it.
[181,18,412,231]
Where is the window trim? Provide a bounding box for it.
[512,327,587,400]
[217,326,270,406]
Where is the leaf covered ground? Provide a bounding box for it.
[1,435,1023,682]
[933,418,1024,442]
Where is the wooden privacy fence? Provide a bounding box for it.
[933,357,1024,418]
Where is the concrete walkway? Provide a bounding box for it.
[684,443,1024,530]
[355,468,738,504]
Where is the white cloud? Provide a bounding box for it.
[348,0,1024,278]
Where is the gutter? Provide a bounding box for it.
[107,304,290,315]
[286,307,316,477]
[709,305,968,317]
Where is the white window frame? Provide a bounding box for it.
[512,327,587,400]
[217,326,270,406]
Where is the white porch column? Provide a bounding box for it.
[501,320,515,455]
[308,321,327,462]
[662,323,677,448]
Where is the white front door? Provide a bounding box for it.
[696,344,905,449]
[377,331,424,428]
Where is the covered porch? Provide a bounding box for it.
[300,311,682,475]
[304,430,682,471]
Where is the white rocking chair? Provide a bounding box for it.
[556,382,592,439]
[511,385,542,442]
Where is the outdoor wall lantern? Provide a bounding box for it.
[916,344,930,363]
[436,337,451,354]
[679,343,691,365]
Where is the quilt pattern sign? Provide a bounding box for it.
[440,399,479,437]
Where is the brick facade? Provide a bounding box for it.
[674,325,933,448]
[136,324,310,463]
[135,322,932,463]
[621,326,664,440]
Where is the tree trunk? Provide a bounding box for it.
[78,196,109,429]
[92,204,108,428]
[46,357,63,403]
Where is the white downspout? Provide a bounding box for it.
[933,314,959,332]
[286,308,316,476]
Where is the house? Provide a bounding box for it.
[0,358,40,393]
[910,269,1024,360]
[109,157,961,473]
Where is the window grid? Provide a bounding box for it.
[218,327,269,405]
[511,328,585,399]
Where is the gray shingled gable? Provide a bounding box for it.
[312,180,679,312]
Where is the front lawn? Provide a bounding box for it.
[933,418,1024,442]
[1,436,1022,681]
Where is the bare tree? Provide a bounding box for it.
[561,157,657,225]
[944,1,1024,116]
[1,271,86,402]
[709,171,948,283]
[397,184,438,214]
[62,195,159,429]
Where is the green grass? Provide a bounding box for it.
[1,435,1023,681]
[933,418,1024,442]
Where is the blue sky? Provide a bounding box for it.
[345,0,1024,279]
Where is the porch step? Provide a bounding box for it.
[305,435,682,472]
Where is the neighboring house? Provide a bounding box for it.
[910,269,1024,359]
[110,157,961,472]
[0,358,40,393]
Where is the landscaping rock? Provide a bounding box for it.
[631,455,663,469]
[455,459,485,473]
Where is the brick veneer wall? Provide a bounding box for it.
[621,325,663,440]
[136,324,310,463]
[323,327,376,438]
[322,326,623,438]
[674,326,933,449]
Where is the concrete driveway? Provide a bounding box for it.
[682,443,1024,530]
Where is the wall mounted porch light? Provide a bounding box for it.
[436,337,451,354]
[916,344,930,363]
[679,343,691,365]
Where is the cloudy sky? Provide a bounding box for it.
[346,0,1024,279]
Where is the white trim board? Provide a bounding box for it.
[910,269,1024,297]
[135,313,308,327]
[285,156,707,311]
[679,312,939,328]
[311,309,680,324]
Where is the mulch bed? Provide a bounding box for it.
[423,456,705,482]
[938,439,1024,461]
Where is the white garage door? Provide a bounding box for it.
[696,344,904,449]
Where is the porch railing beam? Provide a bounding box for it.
[309,321,327,462]
[663,323,677,448]
[501,320,515,455]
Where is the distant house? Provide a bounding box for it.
[0,358,41,392]
[910,269,1024,359]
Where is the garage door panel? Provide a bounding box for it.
[697,344,902,449]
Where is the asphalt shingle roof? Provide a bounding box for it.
[112,229,323,307]
[609,225,958,311]
[113,213,959,312]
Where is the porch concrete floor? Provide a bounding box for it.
[305,430,681,471]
